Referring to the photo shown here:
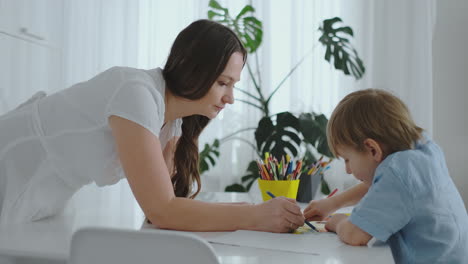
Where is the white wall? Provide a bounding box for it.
[433,0,468,209]
[0,0,63,114]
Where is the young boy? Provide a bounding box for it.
[304,89,468,263]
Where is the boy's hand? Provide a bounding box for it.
[325,213,372,246]
[324,213,348,232]
[303,198,337,221]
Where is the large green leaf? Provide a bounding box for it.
[207,0,229,22]
[302,148,318,169]
[318,17,365,80]
[199,139,220,174]
[224,160,261,192]
[208,0,263,53]
[321,178,331,195]
[241,160,261,191]
[255,112,301,159]
[298,113,333,157]
[225,183,247,192]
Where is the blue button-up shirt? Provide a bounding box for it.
[349,135,468,264]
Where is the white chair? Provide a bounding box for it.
[68,227,220,264]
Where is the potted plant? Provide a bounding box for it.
[199,0,365,197]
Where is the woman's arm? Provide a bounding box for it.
[109,116,305,232]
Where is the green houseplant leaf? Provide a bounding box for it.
[208,0,262,53]
[199,139,220,174]
[225,183,247,192]
[242,160,261,190]
[298,113,333,157]
[318,17,365,80]
[255,112,302,159]
[225,160,260,192]
[321,178,331,195]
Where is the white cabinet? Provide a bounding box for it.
[0,0,63,114]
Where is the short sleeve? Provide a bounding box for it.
[105,81,164,137]
[174,118,183,137]
[349,167,412,242]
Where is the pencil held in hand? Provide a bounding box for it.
[266,191,318,232]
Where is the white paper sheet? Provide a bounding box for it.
[205,230,348,255]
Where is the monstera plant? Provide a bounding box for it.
[199,0,365,193]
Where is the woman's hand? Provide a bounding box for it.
[252,197,305,233]
[303,198,337,221]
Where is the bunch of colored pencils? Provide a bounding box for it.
[256,153,332,181]
[256,153,302,181]
[306,156,331,178]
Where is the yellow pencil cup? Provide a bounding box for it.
[257,179,300,201]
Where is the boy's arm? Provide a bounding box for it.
[304,182,369,220]
[331,182,369,208]
[325,214,372,246]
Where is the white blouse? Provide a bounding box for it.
[0,67,181,223]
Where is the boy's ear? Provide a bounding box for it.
[363,138,384,162]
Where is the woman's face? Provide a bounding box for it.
[197,52,244,119]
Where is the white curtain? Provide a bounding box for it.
[324,0,436,192]
[63,0,435,206]
[359,0,436,136]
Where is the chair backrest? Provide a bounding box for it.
[68,227,220,264]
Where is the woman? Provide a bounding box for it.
[0,20,304,232]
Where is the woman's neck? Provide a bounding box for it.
[164,89,198,123]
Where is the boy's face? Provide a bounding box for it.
[337,144,381,186]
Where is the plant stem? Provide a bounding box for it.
[246,63,269,116]
[236,99,264,111]
[220,127,257,142]
[246,63,262,99]
[266,43,319,105]
[235,87,262,102]
[220,136,260,155]
[255,52,262,92]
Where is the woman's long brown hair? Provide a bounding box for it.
[162,20,247,198]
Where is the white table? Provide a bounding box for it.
[0,191,394,264]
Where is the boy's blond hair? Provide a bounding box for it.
[327,89,423,157]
